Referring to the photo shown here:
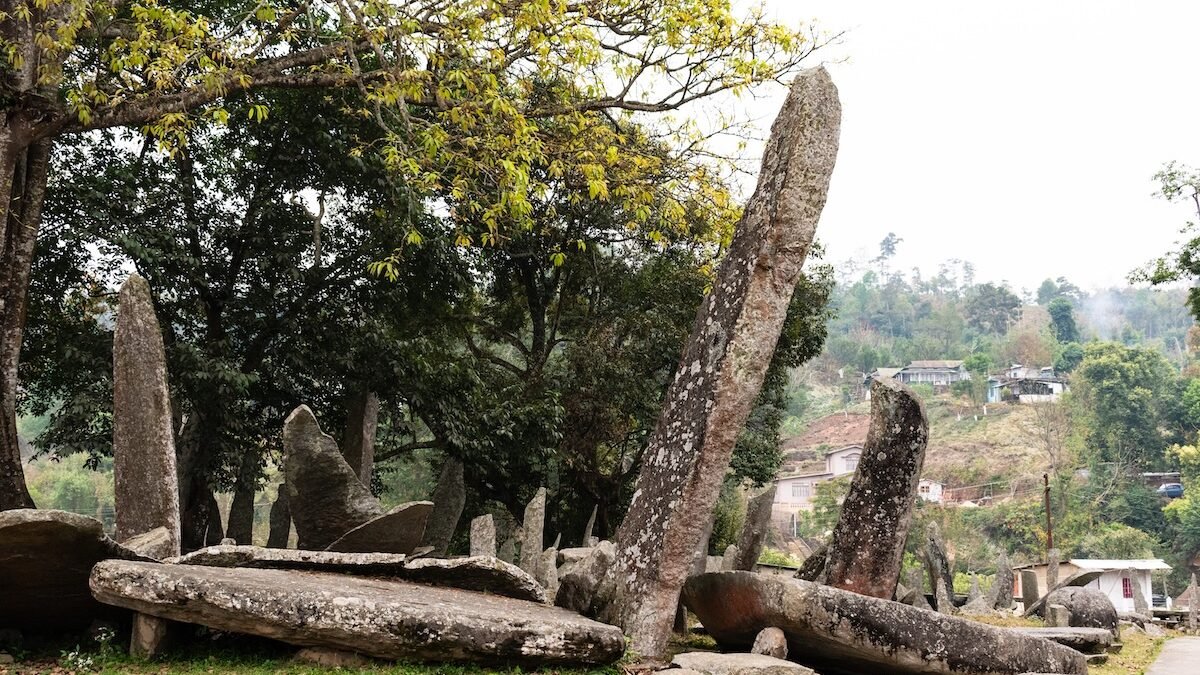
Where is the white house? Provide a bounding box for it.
[772,445,862,515]
[894,360,970,387]
[918,478,944,504]
[1014,559,1170,613]
[987,364,1068,404]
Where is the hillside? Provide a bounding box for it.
[780,397,1050,489]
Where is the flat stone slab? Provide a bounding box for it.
[324,501,432,555]
[171,546,544,602]
[90,561,624,665]
[682,572,1086,675]
[0,509,149,630]
[1010,627,1113,654]
[672,651,815,675]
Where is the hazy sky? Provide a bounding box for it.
[724,1,1200,293]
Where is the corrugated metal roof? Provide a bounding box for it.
[907,360,964,369]
[1069,559,1171,571]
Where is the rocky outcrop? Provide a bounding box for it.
[90,561,624,665]
[112,274,181,558]
[283,406,382,549]
[324,501,432,555]
[0,509,148,630]
[682,572,1086,675]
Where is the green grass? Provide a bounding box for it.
[1089,628,1167,675]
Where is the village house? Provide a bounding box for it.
[863,361,969,395]
[987,364,1068,404]
[918,478,944,504]
[1013,558,1171,614]
[773,444,863,517]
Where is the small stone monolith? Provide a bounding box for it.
[470,514,496,558]
[733,485,776,571]
[520,488,546,576]
[924,522,955,611]
[341,390,378,485]
[990,550,1014,610]
[421,457,465,556]
[112,274,180,558]
[1047,547,1061,590]
[822,379,928,599]
[1020,569,1040,611]
[582,505,597,545]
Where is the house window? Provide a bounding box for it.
[792,483,811,499]
[845,454,860,472]
[919,484,930,494]
[1122,577,1133,599]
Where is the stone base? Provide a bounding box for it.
[130,613,171,659]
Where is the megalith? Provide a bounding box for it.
[520,488,546,576]
[283,405,382,550]
[733,485,777,571]
[924,522,956,612]
[112,273,181,559]
[421,457,465,556]
[821,379,928,598]
[600,66,841,658]
[990,550,1015,610]
[470,514,496,558]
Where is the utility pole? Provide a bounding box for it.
[1042,473,1054,554]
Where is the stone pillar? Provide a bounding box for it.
[582,504,597,546]
[421,457,465,556]
[130,612,171,659]
[112,274,180,559]
[1127,569,1149,614]
[1189,573,1198,630]
[733,485,776,571]
[341,390,378,486]
[720,544,739,571]
[990,551,1014,610]
[470,514,496,558]
[1020,569,1041,611]
[924,522,955,611]
[822,379,928,599]
[1047,604,1070,628]
[520,488,546,575]
[1046,548,1061,590]
[603,66,841,658]
[267,486,291,548]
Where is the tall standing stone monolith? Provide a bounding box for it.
[599,67,841,658]
[1128,569,1149,614]
[470,514,496,558]
[990,550,1014,610]
[822,379,928,599]
[520,488,546,575]
[1046,548,1061,590]
[341,390,378,486]
[1189,573,1198,630]
[421,457,465,556]
[267,486,291,548]
[1020,569,1040,611]
[733,485,777,571]
[112,274,180,559]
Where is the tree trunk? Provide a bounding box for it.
[599,68,841,658]
[0,123,50,511]
[176,414,224,551]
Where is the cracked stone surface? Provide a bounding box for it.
[90,561,622,665]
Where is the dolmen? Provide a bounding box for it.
[0,509,150,631]
[682,571,1087,675]
[90,545,623,665]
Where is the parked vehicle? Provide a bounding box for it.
[1152,593,1168,608]
[1157,483,1184,498]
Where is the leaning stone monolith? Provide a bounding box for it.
[113,274,181,559]
[924,522,955,611]
[341,390,378,486]
[520,488,546,575]
[598,66,841,658]
[582,504,597,545]
[822,379,928,599]
[470,514,496,558]
[421,457,465,556]
[733,485,777,571]
[283,406,382,550]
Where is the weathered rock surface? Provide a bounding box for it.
[91,561,624,665]
[520,488,546,576]
[556,541,617,615]
[401,556,547,603]
[1010,627,1113,654]
[0,510,148,630]
[284,405,382,549]
[112,273,181,558]
[603,66,842,658]
[1020,569,1040,611]
[325,501,432,555]
[558,547,592,566]
[924,522,956,612]
[1023,571,1104,617]
[751,626,788,659]
[421,458,465,556]
[1036,587,1118,635]
[470,514,496,558]
[682,572,1086,675]
[734,486,777,571]
[295,647,374,669]
[121,526,175,560]
[822,379,928,599]
[267,487,291,548]
[130,613,171,658]
[991,551,1015,610]
[671,651,814,675]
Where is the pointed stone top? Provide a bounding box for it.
[120,272,151,295]
[286,404,318,427]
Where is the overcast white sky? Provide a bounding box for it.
[723,1,1200,293]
